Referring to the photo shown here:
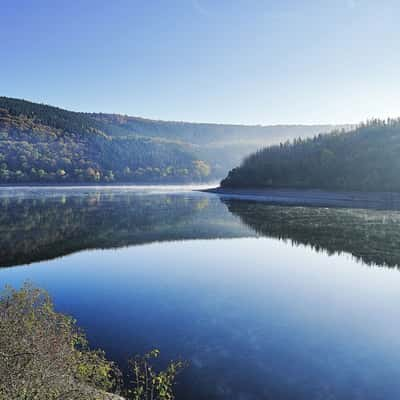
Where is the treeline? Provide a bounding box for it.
[91,112,344,145]
[221,119,400,192]
[0,96,349,182]
[0,96,106,135]
[0,97,211,183]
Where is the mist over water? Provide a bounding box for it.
[0,183,219,197]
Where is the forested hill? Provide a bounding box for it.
[90,112,343,145]
[91,113,348,177]
[0,96,347,184]
[221,119,400,192]
[0,97,210,183]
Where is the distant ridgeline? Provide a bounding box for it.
[0,96,345,183]
[222,119,400,192]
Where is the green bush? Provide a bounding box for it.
[0,284,186,400]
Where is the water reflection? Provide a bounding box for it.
[1,188,400,268]
[2,189,400,399]
[224,199,400,267]
[0,190,253,268]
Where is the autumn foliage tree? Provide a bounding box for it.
[0,284,186,400]
[0,284,121,399]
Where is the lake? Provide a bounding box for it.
[1,186,400,400]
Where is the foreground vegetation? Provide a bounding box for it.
[222,119,400,192]
[0,284,185,400]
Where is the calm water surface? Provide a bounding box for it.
[1,186,400,400]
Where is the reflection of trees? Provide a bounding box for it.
[224,199,400,268]
[3,190,398,270]
[0,193,251,268]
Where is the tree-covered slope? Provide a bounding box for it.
[90,112,343,145]
[0,96,348,183]
[221,119,400,192]
[0,97,210,183]
[91,112,348,177]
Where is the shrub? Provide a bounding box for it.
[0,284,186,400]
[0,283,120,399]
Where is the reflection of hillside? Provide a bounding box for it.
[224,200,400,268]
[4,189,398,270]
[0,193,253,268]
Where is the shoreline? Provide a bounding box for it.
[0,183,217,191]
[0,182,217,187]
[202,187,400,210]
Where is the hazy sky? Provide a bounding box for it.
[1,0,399,124]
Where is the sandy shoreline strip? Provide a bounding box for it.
[202,187,400,210]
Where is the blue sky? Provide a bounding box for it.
[1,0,399,124]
